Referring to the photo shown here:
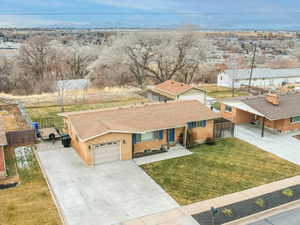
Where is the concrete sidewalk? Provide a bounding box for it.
[122,175,300,225]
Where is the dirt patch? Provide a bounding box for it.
[0,104,30,131]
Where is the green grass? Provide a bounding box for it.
[26,96,147,130]
[0,147,61,225]
[3,147,17,177]
[142,138,300,205]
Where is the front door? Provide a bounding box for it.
[168,128,175,142]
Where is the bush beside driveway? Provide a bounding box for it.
[142,138,300,205]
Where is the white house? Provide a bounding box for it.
[217,68,300,88]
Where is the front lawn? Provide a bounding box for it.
[0,147,62,225]
[142,138,300,205]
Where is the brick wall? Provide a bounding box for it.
[220,103,255,124]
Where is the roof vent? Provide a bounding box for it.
[266,94,280,106]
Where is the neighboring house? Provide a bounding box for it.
[59,100,220,166]
[0,117,7,179]
[220,92,300,136]
[217,68,300,88]
[147,80,206,104]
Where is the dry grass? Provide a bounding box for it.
[0,87,141,108]
[0,147,61,225]
[27,96,148,130]
[142,138,300,205]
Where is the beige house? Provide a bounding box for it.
[60,100,220,166]
[147,80,206,104]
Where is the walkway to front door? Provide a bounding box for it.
[134,145,193,165]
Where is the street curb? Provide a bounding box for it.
[224,199,300,225]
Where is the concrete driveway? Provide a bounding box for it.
[37,143,178,225]
[235,124,300,165]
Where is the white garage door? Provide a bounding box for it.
[93,141,120,165]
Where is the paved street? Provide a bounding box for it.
[235,124,300,165]
[248,207,300,225]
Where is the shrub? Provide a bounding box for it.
[282,188,294,197]
[255,198,265,208]
[222,208,234,217]
[212,102,220,110]
[205,137,215,145]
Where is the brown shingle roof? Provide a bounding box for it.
[154,80,193,96]
[62,100,219,141]
[242,92,300,120]
[0,116,7,146]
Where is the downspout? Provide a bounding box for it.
[184,125,188,148]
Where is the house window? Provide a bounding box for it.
[290,116,300,123]
[133,130,162,144]
[188,120,207,128]
[225,105,232,112]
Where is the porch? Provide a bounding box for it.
[133,144,193,165]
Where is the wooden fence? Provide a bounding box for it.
[214,120,235,139]
[6,129,36,146]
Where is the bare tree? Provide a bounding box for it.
[0,56,13,93]
[91,30,208,88]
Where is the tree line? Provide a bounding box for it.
[0,30,220,95]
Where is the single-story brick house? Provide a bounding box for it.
[0,117,7,179]
[60,100,220,166]
[147,80,206,104]
[220,92,300,136]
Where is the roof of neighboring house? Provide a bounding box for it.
[224,68,300,80]
[60,100,219,142]
[0,116,7,146]
[241,92,300,120]
[153,80,201,97]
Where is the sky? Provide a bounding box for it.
[0,0,300,30]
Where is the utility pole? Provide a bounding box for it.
[248,43,257,92]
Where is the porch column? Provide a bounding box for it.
[166,129,170,149]
[261,117,265,138]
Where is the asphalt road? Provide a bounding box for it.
[248,207,300,225]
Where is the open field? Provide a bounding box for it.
[199,85,249,98]
[142,138,300,205]
[0,147,62,225]
[27,96,147,130]
[0,87,141,108]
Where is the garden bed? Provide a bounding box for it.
[192,184,300,225]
